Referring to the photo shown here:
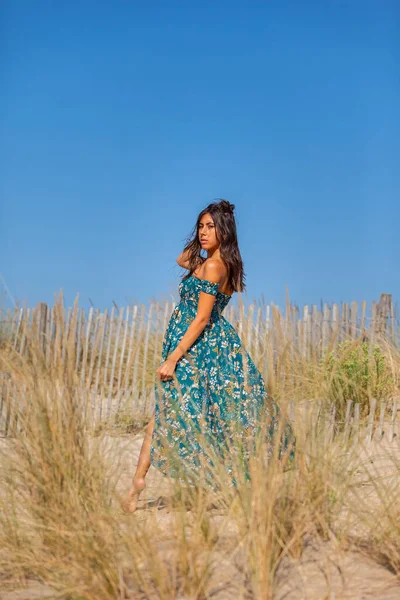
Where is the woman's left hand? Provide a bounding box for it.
[156,357,177,381]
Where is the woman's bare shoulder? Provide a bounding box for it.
[202,258,226,277]
[195,259,228,285]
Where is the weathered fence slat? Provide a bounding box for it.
[365,397,377,443]
[352,403,360,447]
[389,398,398,443]
[93,310,108,423]
[87,308,101,391]
[131,306,144,410]
[115,306,131,414]
[107,307,124,418]
[122,305,138,401]
[74,308,84,372]
[81,306,93,387]
[377,401,386,441]
[343,399,353,443]
[101,307,115,420]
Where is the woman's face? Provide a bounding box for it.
[198,213,218,250]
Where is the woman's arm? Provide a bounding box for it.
[169,261,222,361]
[156,261,223,379]
[176,248,205,269]
[176,249,191,269]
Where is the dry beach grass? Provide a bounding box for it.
[0,295,399,599]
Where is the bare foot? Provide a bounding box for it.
[122,478,146,513]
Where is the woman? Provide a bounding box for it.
[123,199,294,513]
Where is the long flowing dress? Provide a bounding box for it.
[150,274,295,488]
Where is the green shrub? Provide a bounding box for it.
[322,341,394,417]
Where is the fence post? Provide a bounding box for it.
[35,302,48,353]
[376,293,392,337]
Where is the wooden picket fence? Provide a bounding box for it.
[287,396,400,448]
[0,292,398,438]
[1,374,399,449]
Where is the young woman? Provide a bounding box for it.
[122,199,294,513]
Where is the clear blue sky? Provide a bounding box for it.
[1,1,399,313]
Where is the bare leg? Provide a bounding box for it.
[122,411,155,513]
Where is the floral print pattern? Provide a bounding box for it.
[150,274,295,488]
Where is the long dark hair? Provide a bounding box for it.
[181,199,246,293]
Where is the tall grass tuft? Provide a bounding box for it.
[0,318,123,598]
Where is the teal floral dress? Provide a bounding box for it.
[150,274,295,488]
